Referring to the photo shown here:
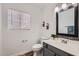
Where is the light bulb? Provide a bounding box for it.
[55,6,59,12]
[62,3,67,9]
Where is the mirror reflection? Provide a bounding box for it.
[58,8,75,34]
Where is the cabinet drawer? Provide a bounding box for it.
[43,47,55,56]
[48,44,70,56]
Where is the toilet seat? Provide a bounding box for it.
[32,44,42,49]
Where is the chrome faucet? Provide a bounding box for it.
[61,40,67,44]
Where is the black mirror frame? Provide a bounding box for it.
[56,5,78,37]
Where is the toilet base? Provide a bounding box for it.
[33,52,37,56]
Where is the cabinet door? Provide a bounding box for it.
[48,44,72,56]
[43,47,55,56]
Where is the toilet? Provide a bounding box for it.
[32,37,48,56]
[32,44,42,56]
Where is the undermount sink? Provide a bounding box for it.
[49,38,68,44]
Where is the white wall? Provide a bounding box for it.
[1,3,45,55]
[40,4,57,39]
[0,4,2,56]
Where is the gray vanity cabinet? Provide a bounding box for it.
[43,42,73,56]
[43,47,55,56]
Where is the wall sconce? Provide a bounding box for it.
[46,23,49,30]
[55,3,68,13]
[42,21,45,27]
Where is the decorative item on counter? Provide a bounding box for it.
[46,23,49,30]
[42,21,45,27]
[51,34,56,40]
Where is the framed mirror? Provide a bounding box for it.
[56,5,78,37]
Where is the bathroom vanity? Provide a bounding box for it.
[43,42,73,56]
[43,43,72,56]
[42,39,79,56]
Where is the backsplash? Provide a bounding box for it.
[53,35,79,41]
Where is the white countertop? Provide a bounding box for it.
[41,39,79,56]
